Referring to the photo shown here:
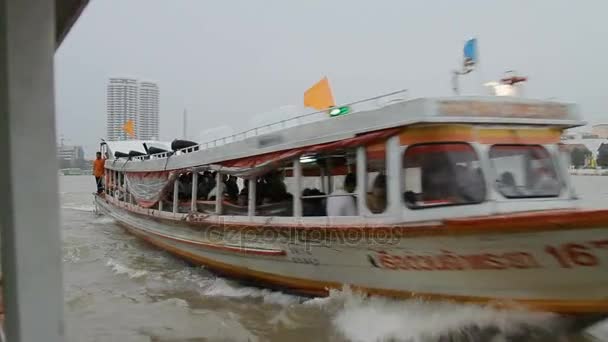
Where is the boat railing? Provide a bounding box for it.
[132,89,407,161]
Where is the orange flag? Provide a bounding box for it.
[304,77,335,110]
[123,120,135,138]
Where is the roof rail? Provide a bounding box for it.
[133,89,408,161]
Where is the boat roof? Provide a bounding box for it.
[103,140,171,156]
[107,96,582,172]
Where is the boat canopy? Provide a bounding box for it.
[105,96,582,173]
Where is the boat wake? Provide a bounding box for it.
[306,287,567,342]
[61,204,96,212]
[106,258,149,279]
[196,276,301,306]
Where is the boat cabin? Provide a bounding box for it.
[102,96,582,225]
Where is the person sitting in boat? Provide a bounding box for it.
[454,165,485,202]
[367,173,387,213]
[327,173,357,216]
[498,171,521,197]
[264,171,290,203]
[225,175,239,202]
[207,173,227,201]
[93,151,105,195]
[237,192,248,206]
[178,172,192,200]
[531,166,561,196]
[237,179,249,206]
[198,171,215,200]
[303,188,327,216]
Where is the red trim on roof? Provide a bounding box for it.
[221,128,401,169]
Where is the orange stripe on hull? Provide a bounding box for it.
[110,193,608,238]
[119,221,608,315]
[397,124,561,146]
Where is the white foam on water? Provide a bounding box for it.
[587,320,608,340]
[305,287,558,342]
[197,277,300,306]
[63,246,82,263]
[106,258,149,279]
[62,204,96,212]
[94,216,116,224]
[154,297,190,309]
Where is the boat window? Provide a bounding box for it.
[402,143,485,208]
[490,145,561,198]
[365,141,387,214]
[298,149,357,216]
[202,173,251,215]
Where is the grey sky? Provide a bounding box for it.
[55,0,608,155]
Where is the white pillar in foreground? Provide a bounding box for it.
[0,0,64,340]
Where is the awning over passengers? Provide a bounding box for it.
[204,128,401,177]
[122,128,398,207]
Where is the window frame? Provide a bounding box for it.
[489,143,563,199]
[401,141,487,210]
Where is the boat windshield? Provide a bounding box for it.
[403,143,486,208]
[490,145,561,198]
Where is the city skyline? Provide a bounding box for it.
[106,77,159,141]
[55,0,608,155]
[138,81,160,140]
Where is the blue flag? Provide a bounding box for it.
[463,38,478,67]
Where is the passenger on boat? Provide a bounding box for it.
[93,152,105,194]
[237,193,248,206]
[498,171,521,197]
[454,165,485,202]
[178,172,192,200]
[207,173,227,201]
[367,173,387,213]
[532,166,561,195]
[198,171,215,199]
[262,171,290,203]
[302,188,327,216]
[225,175,239,202]
[327,173,357,216]
[422,160,454,203]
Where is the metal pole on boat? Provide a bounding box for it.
[326,159,333,193]
[125,174,131,205]
[386,136,401,213]
[248,177,256,217]
[107,170,114,195]
[356,146,368,215]
[215,172,223,215]
[191,171,198,213]
[320,168,326,193]
[173,176,179,214]
[113,170,117,198]
[293,159,302,217]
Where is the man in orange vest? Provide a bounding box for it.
[93,152,105,194]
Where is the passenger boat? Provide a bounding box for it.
[95,95,608,325]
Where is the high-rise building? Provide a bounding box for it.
[138,81,159,140]
[57,144,85,169]
[106,77,138,141]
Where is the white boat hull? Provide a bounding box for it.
[95,196,608,316]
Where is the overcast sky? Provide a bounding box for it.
[55,0,608,155]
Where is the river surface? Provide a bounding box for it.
[61,175,608,341]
